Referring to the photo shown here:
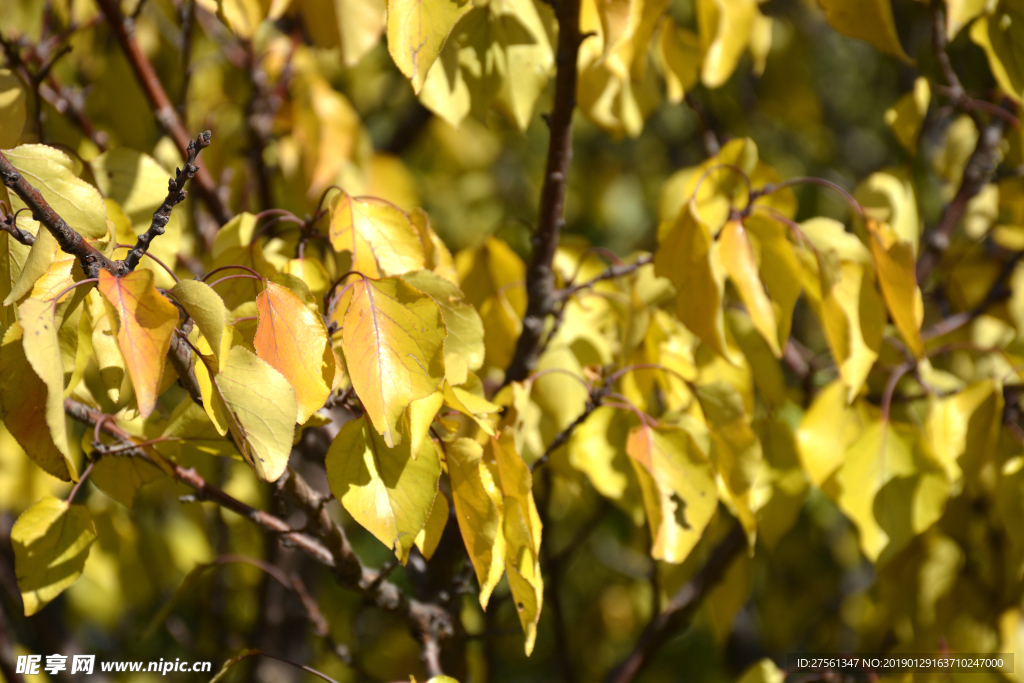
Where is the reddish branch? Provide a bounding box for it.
[504,0,585,384]
[119,130,211,274]
[604,523,746,683]
[93,0,231,225]
[0,152,118,278]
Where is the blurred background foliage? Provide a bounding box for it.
[2,0,1024,682]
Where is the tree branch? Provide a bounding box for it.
[503,0,584,384]
[63,398,454,676]
[0,151,118,278]
[93,0,231,225]
[603,522,746,683]
[118,130,211,274]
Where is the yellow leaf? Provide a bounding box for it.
[419,0,554,130]
[855,169,921,253]
[0,68,27,149]
[816,0,911,62]
[169,279,231,364]
[927,380,1002,483]
[387,0,472,93]
[971,3,1024,102]
[697,382,762,544]
[738,659,784,683]
[410,208,459,285]
[329,191,426,278]
[744,214,802,348]
[489,431,543,655]
[403,269,484,386]
[415,492,449,560]
[697,0,757,88]
[216,0,266,39]
[753,417,808,551]
[326,415,442,563]
[626,424,718,563]
[655,201,727,356]
[947,0,990,40]
[87,288,128,405]
[448,437,506,607]
[341,277,447,446]
[885,77,930,153]
[403,391,444,456]
[210,213,279,310]
[836,419,949,564]
[211,346,298,482]
[254,281,332,423]
[12,497,96,616]
[90,455,161,508]
[866,220,925,358]
[658,20,701,102]
[299,0,384,65]
[0,322,74,480]
[719,219,780,356]
[567,406,645,524]
[796,379,860,486]
[18,297,80,475]
[283,257,332,301]
[97,270,178,418]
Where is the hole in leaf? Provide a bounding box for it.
[669,492,691,530]
[517,602,524,611]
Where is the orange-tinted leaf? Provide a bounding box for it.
[97,270,179,418]
[254,282,332,423]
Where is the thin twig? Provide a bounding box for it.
[604,522,746,683]
[119,130,212,274]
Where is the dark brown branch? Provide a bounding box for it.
[119,130,211,274]
[93,0,231,225]
[504,0,584,384]
[604,522,746,683]
[916,111,1007,283]
[0,151,118,278]
[0,206,35,246]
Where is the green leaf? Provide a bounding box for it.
[448,436,505,608]
[12,496,97,615]
[339,276,447,447]
[326,415,442,563]
[489,431,543,655]
[816,0,911,62]
[626,424,718,563]
[211,346,298,482]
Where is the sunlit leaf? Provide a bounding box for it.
[97,270,178,418]
[12,497,96,616]
[448,437,505,608]
[169,279,231,364]
[340,276,446,447]
[866,220,924,358]
[326,414,442,563]
[299,0,386,66]
[885,77,930,153]
[0,69,26,149]
[971,3,1024,102]
[254,281,332,423]
[414,492,449,560]
[626,424,718,563]
[211,346,298,482]
[387,0,472,92]
[329,190,426,278]
[696,0,757,88]
[403,269,484,386]
[720,219,780,356]
[489,430,543,655]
